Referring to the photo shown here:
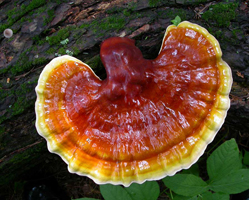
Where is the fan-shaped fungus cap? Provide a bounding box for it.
[35,21,232,186]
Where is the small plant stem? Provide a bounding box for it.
[170,189,173,199]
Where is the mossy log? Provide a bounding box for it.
[0,0,248,199]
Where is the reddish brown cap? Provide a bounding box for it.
[35,21,232,186]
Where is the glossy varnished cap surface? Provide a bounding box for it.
[35,21,232,186]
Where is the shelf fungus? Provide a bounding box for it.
[35,21,232,186]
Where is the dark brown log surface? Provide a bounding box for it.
[0,0,248,199]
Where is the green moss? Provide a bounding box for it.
[44,10,55,25]
[123,9,131,17]
[0,0,46,32]
[158,8,187,21]
[10,55,32,75]
[232,28,244,39]
[0,88,11,99]
[80,5,154,37]
[0,24,8,33]
[45,47,56,55]
[214,29,224,40]
[1,46,47,76]
[33,57,47,65]
[127,1,137,11]
[208,26,243,48]
[106,7,124,14]
[9,51,32,75]
[106,2,136,15]
[100,16,126,31]
[79,23,90,29]
[94,17,121,33]
[11,83,34,117]
[106,8,131,16]
[202,2,238,27]
[19,0,46,15]
[0,80,37,124]
[32,46,38,52]
[36,5,47,14]
[46,26,72,46]
[0,142,45,186]
[33,36,47,46]
[58,47,66,55]
[32,35,40,43]
[149,0,161,7]
[80,14,126,37]
[71,46,81,56]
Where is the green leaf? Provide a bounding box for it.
[201,191,229,200]
[125,181,160,200]
[171,16,181,26]
[172,194,199,200]
[173,192,230,200]
[100,181,160,200]
[209,169,249,194]
[100,184,131,200]
[163,174,208,197]
[243,150,249,166]
[72,198,99,200]
[181,163,199,176]
[207,139,242,181]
